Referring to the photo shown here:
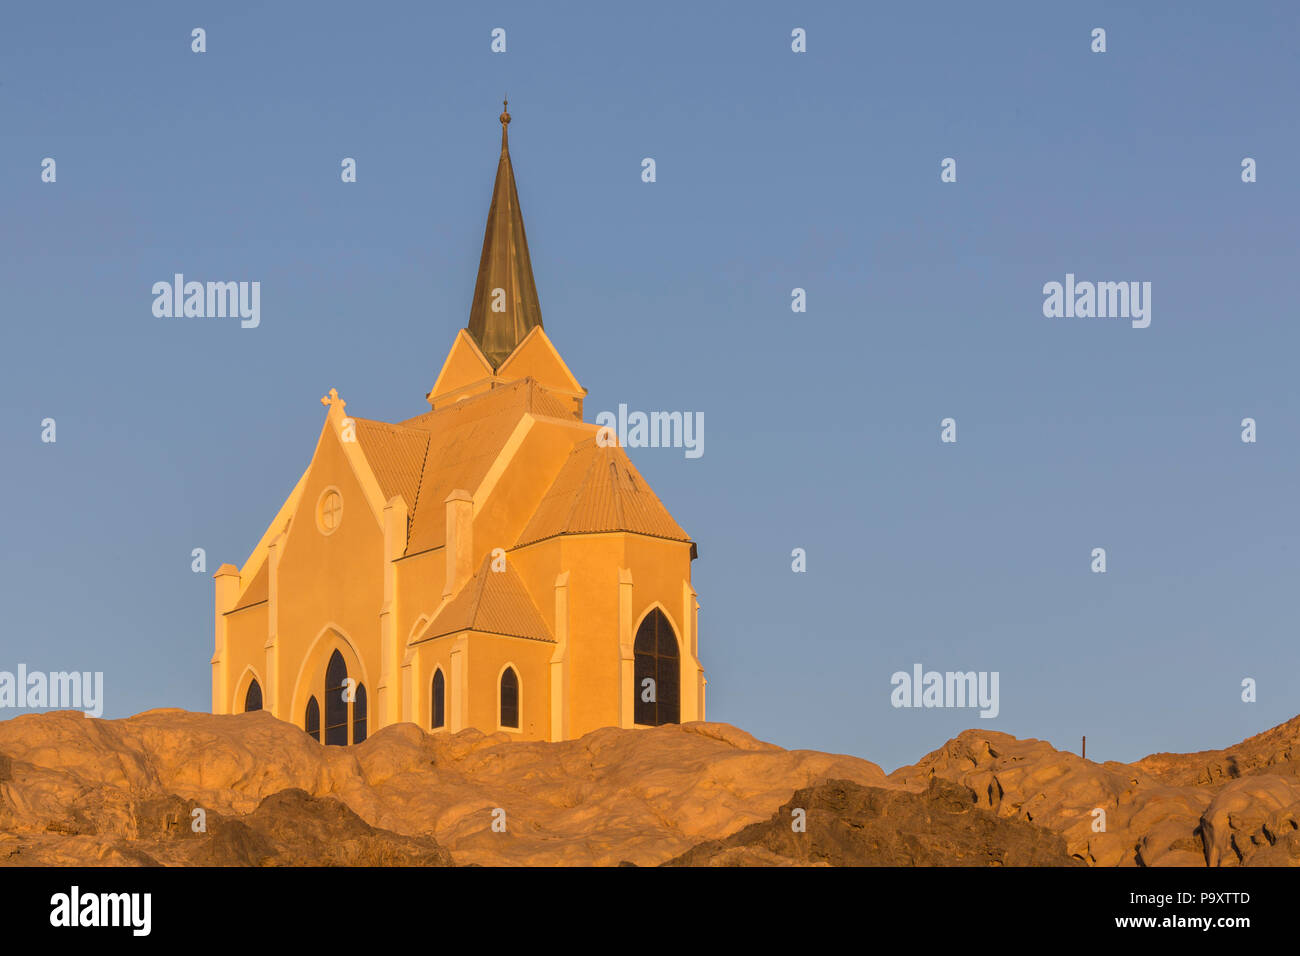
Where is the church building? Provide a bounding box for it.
[210,104,704,743]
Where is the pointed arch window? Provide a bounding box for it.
[324,650,349,746]
[353,684,367,744]
[432,670,446,729]
[305,696,321,742]
[634,608,680,726]
[499,667,519,729]
[243,679,262,713]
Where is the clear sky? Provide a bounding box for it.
[2,1,1296,771]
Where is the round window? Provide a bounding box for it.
[317,488,343,535]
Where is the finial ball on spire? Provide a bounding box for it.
[500,96,510,127]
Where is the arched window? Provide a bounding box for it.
[243,679,262,713]
[304,696,320,741]
[499,667,519,729]
[634,608,680,726]
[353,684,367,744]
[324,650,349,746]
[431,670,446,729]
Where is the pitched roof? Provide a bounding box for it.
[416,553,554,643]
[515,438,691,548]
[401,380,540,555]
[466,102,543,369]
[351,418,430,511]
[319,378,578,557]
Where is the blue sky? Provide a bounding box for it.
[1,1,1296,770]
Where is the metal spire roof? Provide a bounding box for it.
[466,99,544,369]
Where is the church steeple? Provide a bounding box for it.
[466,99,544,369]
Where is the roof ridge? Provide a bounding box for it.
[558,442,596,535]
[404,432,432,547]
[399,377,532,430]
[464,553,494,625]
[608,454,626,528]
[352,416,425,433]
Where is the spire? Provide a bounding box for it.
[467,98,543,369]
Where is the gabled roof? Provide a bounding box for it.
[401,379,547,555]
[310,377,581,557]
[415,553,554,644]
[352,418,430,511]
[515,438,691,548]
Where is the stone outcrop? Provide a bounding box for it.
[1,708,1297,866]
[663,778,1078,866]
[0,710,887,867]
[889,721,1300,867]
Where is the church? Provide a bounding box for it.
[210,104,705,744]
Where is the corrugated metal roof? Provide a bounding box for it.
[416,554,554,643]
[529,386,581,421]
[402,383,534,555]
[515,438,691,548]
[343,378,656,556]
[352,418,430,511]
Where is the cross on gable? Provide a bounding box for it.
[319,388,347,413]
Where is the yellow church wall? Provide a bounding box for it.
[558,533,627,737]
[621,535,696,643]
[393,548,446,657]
[405,635,452,731]
[503,531,699,740]
[272,424,385,726]
[464,633,551,740]
[404,631,549,738]
[224,602,268,713]
[621,534,702,722]
[556,532,698,737]
[286,624,371,742]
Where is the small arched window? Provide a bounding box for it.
[499,667,519,729]
[243,679,262,713]
[431,670,446,729]
[305,696,320,741]
[353,684,367,744]
[634,608,680,726]
[324,650,349,746]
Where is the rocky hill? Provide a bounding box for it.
[0,709,1296,866]
[662,778,1079,866]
